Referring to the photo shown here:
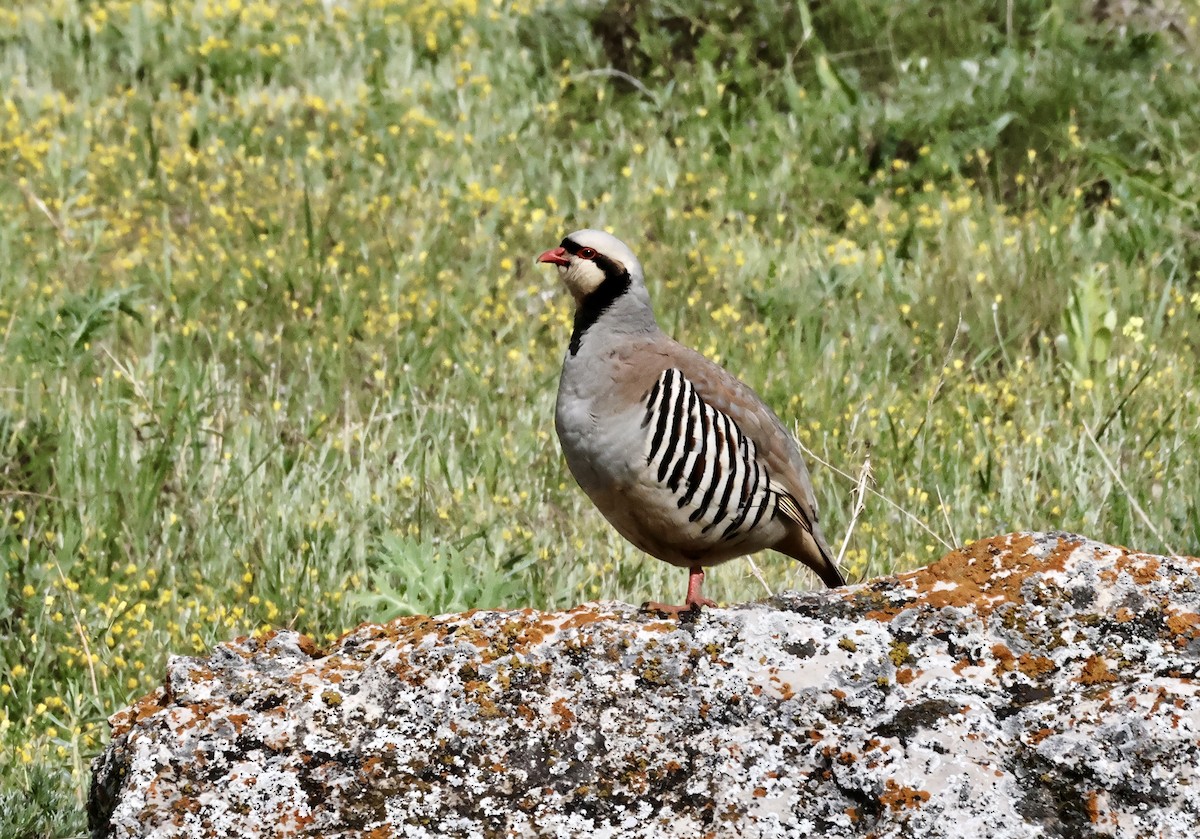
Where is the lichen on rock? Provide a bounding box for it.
[89,532,1200,837]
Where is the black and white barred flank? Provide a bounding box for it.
[641,368,781,541]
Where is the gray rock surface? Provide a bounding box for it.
[89,532,1200,837]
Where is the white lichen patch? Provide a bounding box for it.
[90,533,1200,838]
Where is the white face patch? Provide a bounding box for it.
[560,258,608,301]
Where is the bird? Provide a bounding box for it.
[537,229,845,614]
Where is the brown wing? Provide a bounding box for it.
[655,342,824,528]
[606,334,844,586]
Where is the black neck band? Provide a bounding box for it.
[569,263,631,355]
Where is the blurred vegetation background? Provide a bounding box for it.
[1,0,1198,831]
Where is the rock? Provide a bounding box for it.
[88,532,1200,838]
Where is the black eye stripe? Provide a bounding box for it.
[562,239,601,256]
[561,236,628,289]
[562,239,615,270]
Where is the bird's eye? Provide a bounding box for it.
[578,247,596,259]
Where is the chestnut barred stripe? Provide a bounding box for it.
[640,368,779,542]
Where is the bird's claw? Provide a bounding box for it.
[641,597,717,618]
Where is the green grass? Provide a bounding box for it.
[2,0,1198,831]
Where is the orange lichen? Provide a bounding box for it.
[1018,654,1056,678]
[1124,556,1162,585]
[560,606,619,630]
[109,686,171,738]
[864,533,1074,622]
[1078,655,1118,685]
[292,633,323,658]
[1166,612,1200,638]
[551,697,576,732]
[880,779,931,810]
[1027,727,1056,745]
[381,615,447,646]
[1149,687,1171,714]
[992,644,1017,672]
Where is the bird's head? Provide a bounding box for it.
[537,229,642,303]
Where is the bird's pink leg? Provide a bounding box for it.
[644,566,718,616]
[683,566,717,608]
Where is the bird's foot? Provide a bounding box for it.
[642,566,718,618]
[641,596,717,618]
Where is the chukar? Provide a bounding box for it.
[538,229,845,614]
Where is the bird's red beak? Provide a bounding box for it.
[537,246,570,266]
